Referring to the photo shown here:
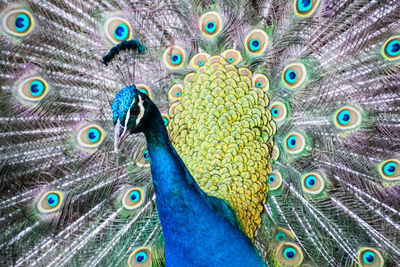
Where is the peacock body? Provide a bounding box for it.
[1,0,400,266]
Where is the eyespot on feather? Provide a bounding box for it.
[190,53,210,68]
[282,63,306,89]
[382,36,400,60]
[76,124,105,149]
[357,248,384,267]
[135,147,151,167]
[268,171,282,191]
[284,132,306,154]
[128,247,152,267]
[17,77,49,101]
[252,74,269,91]
[199,11,222,37]
[270,101,287,122]
[163,46,185,69]
[301,172,325,194]
[104,17,132,44]
[221,49,242,65]
[276,242,304,267]
[294,0,320,17]
[379,159,400,181]
[168,84,184,101]
[333,106,362,130]
[3,9,34,36]
[135,84,152,99]
[122,188,144,210]
[245,29,268,55]
[37,191,63,214]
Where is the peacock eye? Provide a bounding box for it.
[122,188,144,210]
[163,46,185,69]
[17,77,49,101]
[294,0,320,17]
[135,85,152,99]
[333,106,362,130]
[283,247,296,259]
[282,63,306,89]
[379,159,400,180]
[168,84,184,101]
[382,36,400,60]
[200,12,222,37]
[358,248,383,267]
[128,248,152,267]
[162,114,170,127]
[302,172,325,194]
[269,101,287,122]
[3,9,34,36]
[284,132,306,154]
[251,74,269,91]
[221,49,242,65]
[104,17,131,44]
[76,125,105,149]
[268,171,282,191]
[190,53,210,68]
[135,147,151,167]
[245,29,268,55]
[277,243,304,266]
[37,191,63,214]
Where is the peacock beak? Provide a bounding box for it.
[114,118,130,152]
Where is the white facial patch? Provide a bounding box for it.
[136,95,145,125]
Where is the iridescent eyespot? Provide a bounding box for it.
[284,132,306,154]
[76,125,105,149]
[272,145,280,160]
[135,147,151,167]
[277,243,304,267]
[128,247,152,267]
[282,63,306,89]
[168,84,184,101]
[3,9,34,36]
[294,0,320,17]
[200,12,222,37]
[251,74,269,91]
[358,248,384,267]
[333,106,362,130]
[162,114,170,127]
[104,17,132,44]
[190,52,210,68]
[382,36,400,60]
[268,171,282,191]
[163,46,185,69]
[269,101,287,122]
[245,29,268,55]
[122,188,144,210]
[379,159,400,181]
[37,191,63,214]
[17,77,49,101]
[221,49,242,65]
[135,85,152,99]
[302,172,325,194]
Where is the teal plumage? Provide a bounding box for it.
[0,0,400,266]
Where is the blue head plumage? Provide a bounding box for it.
[112,85,151,151]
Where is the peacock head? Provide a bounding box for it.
[111,85,153,151]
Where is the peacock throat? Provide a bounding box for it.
[168,52,276,239]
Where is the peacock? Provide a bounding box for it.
[1,0,400,266]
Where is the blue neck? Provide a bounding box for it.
[142,108,265,266]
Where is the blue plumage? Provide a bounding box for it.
[112,87,265,266]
